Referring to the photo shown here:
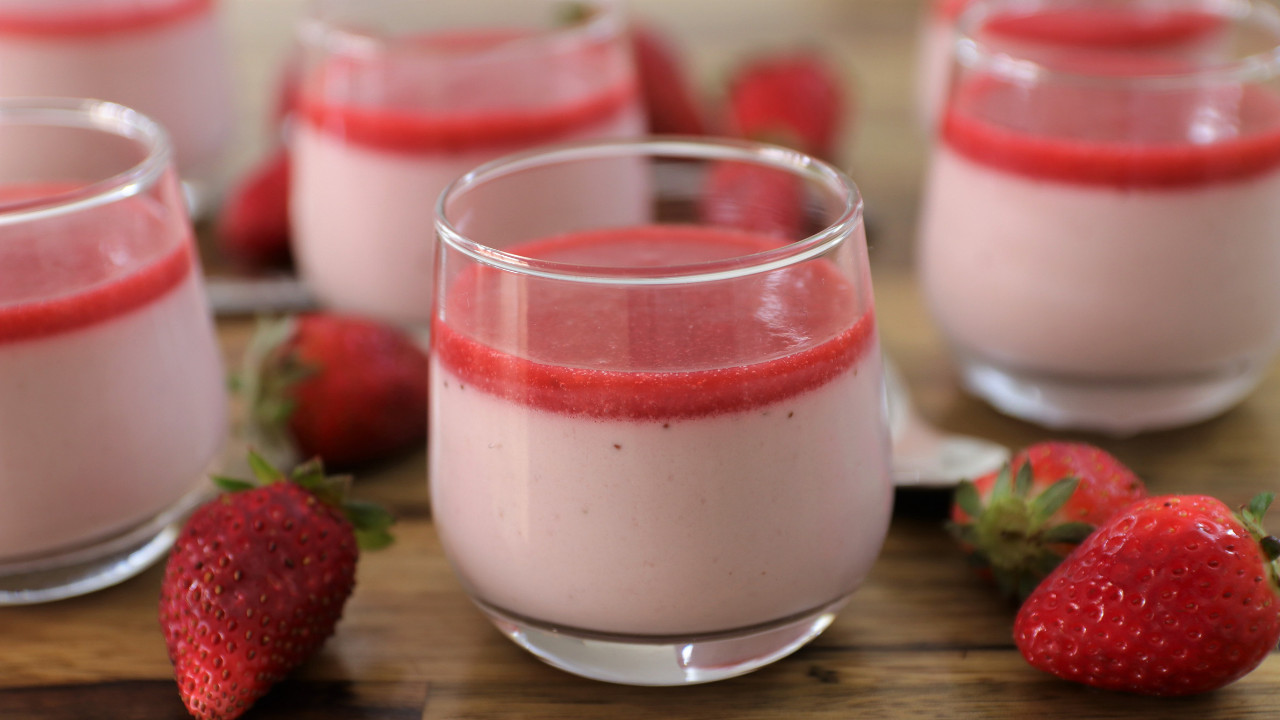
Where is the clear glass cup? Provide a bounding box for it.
[0,98,228,604]
[915,0,971,131]
[291,0,645,326]
[918,0,1280,434]
[430,138,893,685]
[0,0,236,215]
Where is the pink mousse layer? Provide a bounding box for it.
[920,58,1280,384]
[0,191,226,561]
[0,0,233,177]
[430,225,893,636]
[292,30,643,324]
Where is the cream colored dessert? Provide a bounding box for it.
[0,0,234,182]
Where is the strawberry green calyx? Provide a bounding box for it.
[238,315,312,467]
[949,462,1095,601]
[213,450,394,551]
[1236,492,1280,591]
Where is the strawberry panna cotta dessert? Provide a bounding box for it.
[952,441,1280,696]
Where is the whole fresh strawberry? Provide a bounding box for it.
[216,149,292,271]
[949,442,1146,600]
[700,52,844,237]
[243,313,429,468]
[630,22,708,135]
[159,453,393,720]
[1015,493,1280,696]
[700,159,806,238]
[726,52,845,161]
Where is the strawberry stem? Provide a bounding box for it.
[214,451,395,551]
[1262,536,1280,562]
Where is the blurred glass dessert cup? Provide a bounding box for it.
[918,0,1280,434]
[0,98,228,604]
[290,0,645,326]
[0,0,236,214]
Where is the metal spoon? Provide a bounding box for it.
[883,356,1009,488]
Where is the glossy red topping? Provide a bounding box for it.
[982,8,1222,47]
[0,0,213,36]
[301,81,638,153]
[935,0,973,21]
[433,225,876,420]
[0,188,193,344]
[934,0,1224,47]
[299,29,639,153]
[943,61,1280,187]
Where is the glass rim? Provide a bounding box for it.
[953,0,1280,88]
[0,97,171,228]
[435,137,865,287]
[298,0,626,61]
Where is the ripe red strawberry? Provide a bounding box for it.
[555,5,707,135]
[726,52,845,161]
[159,453,393,720]
[700,159,806,238]
[630,22,708,135]
[215,148,292,271]
[949,442,1147,600]
[1015,493,1280,696]
[699,52,844,238]
[242,313,428,468]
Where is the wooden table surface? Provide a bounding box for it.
[5,1,1280,718]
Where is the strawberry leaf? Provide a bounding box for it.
[1243,492,1275,526]
[345,500,394,532]
[248,449,285,486]
[290,457,329,488]
[1013,461,1034,498]
[212,476,257,493]
[1237,492,1275,541]
[1028,477,1080,528]
[239,315,305,467]
[355,527,395,552]
[347,499,395,551]
[954,480,983,519]
[991,464,1013,502]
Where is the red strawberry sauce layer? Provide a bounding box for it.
[0,0,213,36]
[432,224,876,421]
[299,30,640,154]
[943,56,1280,187]
[934,0,1222,46]
[0,186,192,345]
[982,8,1222,47]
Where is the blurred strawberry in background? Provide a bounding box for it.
[215,53,298,271]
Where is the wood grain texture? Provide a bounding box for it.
[8,0,1280,718]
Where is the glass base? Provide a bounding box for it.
[959,356,1267,436]
[475,596,849,686]
[0,486,211,605]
